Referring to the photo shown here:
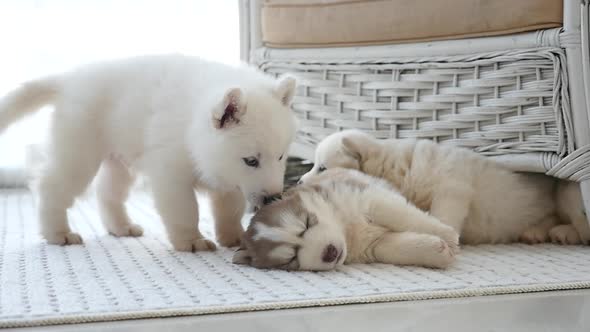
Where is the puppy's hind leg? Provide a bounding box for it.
[38,118,102,245]
[96,156,143,237]
[370,232,456,269]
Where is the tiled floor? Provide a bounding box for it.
[14,289,590,332]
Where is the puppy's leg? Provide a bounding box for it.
[147,169,216,252]
[571,215,590,245]
[38,122,102,245]
[549,224,582,245]
[370,232,455,269]
[209,189,245,247]
[96,156,143,237]
[572,212,590,244]
[367,191,460,253]
[519,216,557,244]
[557,182,590,244]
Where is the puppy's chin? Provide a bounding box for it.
[246,197,262,213]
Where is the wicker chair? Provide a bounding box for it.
[239,0,590,225]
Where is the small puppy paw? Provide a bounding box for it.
[519,226,549,244]
[217,233,242,248]
[216,229,244,248]
[445,238,461,256]
[438,227,461,255]
[108,223,144,237]
[426,238,456,269]
[549,225,581,245]
[172,237,217,252]
[44,231,84,245]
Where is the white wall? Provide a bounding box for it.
[0,0,240,168]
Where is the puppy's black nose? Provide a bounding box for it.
[322,244,338,263]
[263,193,282,206]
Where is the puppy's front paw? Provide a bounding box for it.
[438,227,460,255]
[423,237,456,269]
[172,237,217,252]
[216,228,243,248]
[549,225,581,245]
[108,223,144,238]
[44,231,84,245]
[519,226,549,244]
[435,238,456,268]
[217,233,242,248]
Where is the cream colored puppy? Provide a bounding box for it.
[300,130,590,245]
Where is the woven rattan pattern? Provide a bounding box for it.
[260,48,572,156]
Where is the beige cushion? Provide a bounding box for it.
[261,0,563,48]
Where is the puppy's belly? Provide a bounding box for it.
[460,207,553,244]
[455,174,556,244]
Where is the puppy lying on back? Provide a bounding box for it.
[233,168,459,271]
[300,130,590,245]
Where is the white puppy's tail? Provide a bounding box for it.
[0,77,59,133]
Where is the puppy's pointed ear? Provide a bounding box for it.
[232,248,252,265]
[341,136,363,161]
[212,88,247,129]
[341,132,379,162]
[273,75,297,107]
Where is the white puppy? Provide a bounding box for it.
[233,168,459,271]
[301,130,590,245]
[0,55,297,251]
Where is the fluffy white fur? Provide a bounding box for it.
[0,55,297,251]
[301,130,590,245]
[234,168,459,271]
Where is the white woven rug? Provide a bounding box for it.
[1,189,590,328]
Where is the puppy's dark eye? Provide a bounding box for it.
[243,157,259,168]
[318,165,327,173]
[279,154,284,161]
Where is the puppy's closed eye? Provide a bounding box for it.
[282,248,301,270]
[298,214,318,237]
